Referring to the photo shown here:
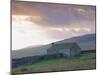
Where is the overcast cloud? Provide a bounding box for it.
[12,1,96,49]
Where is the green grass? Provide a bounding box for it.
[12,52,96,74]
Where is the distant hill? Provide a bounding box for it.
[12,33,96,59]
[55,33,96,50]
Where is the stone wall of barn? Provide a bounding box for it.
[70,47,81,56]
[58,49,71,56]
[47,48,71,56]
[47,49,58,55]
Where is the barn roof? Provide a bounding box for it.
[47,43,80,50]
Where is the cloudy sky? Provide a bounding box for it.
[12,0,96,50]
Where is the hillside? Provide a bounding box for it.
[55,33,96,50]
[12,33,96,59]
[12,52,96,74]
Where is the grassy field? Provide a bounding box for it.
[12,52,96,74]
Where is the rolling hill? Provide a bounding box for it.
[55,33,96,50]
[12,33,96,59]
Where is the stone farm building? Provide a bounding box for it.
[47,43,81,56]
[12,42,81,68]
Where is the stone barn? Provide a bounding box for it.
[47,43,81,56]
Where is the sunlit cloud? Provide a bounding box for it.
[73,28,81,32]
[49,28,63,32]
[83,28,91,32]
[12,1,96,50]
[12,15,58,50]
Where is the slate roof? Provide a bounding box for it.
[47,43,79,50]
